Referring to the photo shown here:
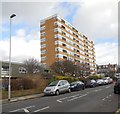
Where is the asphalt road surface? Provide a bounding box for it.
[2,84,120,113]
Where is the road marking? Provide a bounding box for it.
[34,106,50,112]
[68,94,87,102]
[102,94,112,101]
[10,105,35,112]
[23,108,29,113]
[94,89,102,92]
[102,98,105,101]
[57,100,63,103]
[106,86,110,88]
[86,92,90,94]
[57,94,80,103]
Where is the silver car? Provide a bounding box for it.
[44,80,71,95]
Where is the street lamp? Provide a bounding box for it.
[8,14,16,101]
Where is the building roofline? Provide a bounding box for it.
[40,14,94,43]
[0,61,23,65]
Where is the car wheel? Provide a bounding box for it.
[114,90,118,94]
[82,86,85,90]
[55,90,60,95]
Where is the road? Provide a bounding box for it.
[2,84,120,113]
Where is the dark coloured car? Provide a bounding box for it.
[70,81,85,91]
[114,79,120,94]
[85,80,99,88]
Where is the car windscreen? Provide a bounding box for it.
[48,81,59,86]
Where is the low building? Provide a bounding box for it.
[0,61,23,78]
[97,64,117,77]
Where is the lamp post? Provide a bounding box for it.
[8,14,16,101]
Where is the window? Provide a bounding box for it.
[56,54,63,58]
[41,38,46,42]
[73,38,75,40]
[55,47,62,52]
[61,19,65,23]
[62,43,66,47]
[63,56,67,59]
[77,45,79,48]
[41,56,46,61]
[61,25,65,29]
[40,26,45,31]
[62,31,66,35]
[76,35,78,37]
[55,40,62,45]
[41,44,46,48]
[54,28,61,33]
[41,50,46,54]
[73,33,76,36]
[76,40,79,43]
[55,34,62,39]
[63,49,67,53]
[41,32,45,36]
[19,67,27,73]
[62,37,66,41]
[54,22,58,26]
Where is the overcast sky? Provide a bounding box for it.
[0,0,118,65]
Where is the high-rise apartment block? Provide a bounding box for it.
[40,14,96,73]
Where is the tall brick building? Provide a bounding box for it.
[40,14,96,73]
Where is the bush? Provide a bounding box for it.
[49,76,79,83]
[22,77,35,90]
[88,75,105,80]
[11,79,23,90]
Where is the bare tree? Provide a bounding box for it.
[23,58,41,74]
[51,60,90,77]
[51,60,75,76]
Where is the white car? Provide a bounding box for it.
[103,79,109,85]
[44,80,71,96]
[103,77,113,84]
[96,79,104,86]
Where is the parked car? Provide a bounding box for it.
[114,79,120,94]
[70,81,85,91]
[43,80,71,96]
[85,80,99,88]
[103,78,109,85]
[108,78,113,84]
[96,79,104,86]
[103,77,113,84]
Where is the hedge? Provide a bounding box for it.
[49,76,79,83]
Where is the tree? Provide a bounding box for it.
[51,60,91,77]
[51,60,75,76]
[23,58,41,74]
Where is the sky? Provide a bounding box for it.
[0,0,118,65]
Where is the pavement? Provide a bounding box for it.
[2,83,120,113]
[1,93,44,104]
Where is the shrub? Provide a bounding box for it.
[49,76,79,83]
[11,79,23,90]
[22,77,35,90]
[89,75,105,80]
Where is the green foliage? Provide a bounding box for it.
[49,76,79,83]
[89,75,105,80]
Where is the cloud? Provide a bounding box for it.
[2,2,63,27]
[95,42,118,65]
[1,1,118,65]
[72,0,118,41]
[0,29,40,63]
